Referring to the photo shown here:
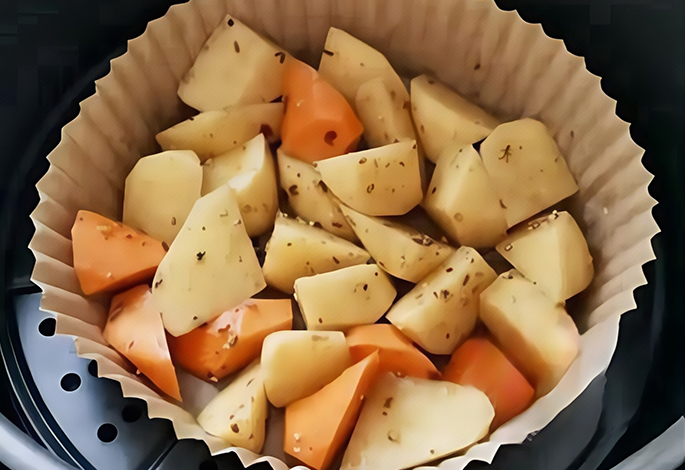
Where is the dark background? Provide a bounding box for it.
[1,0,683,469]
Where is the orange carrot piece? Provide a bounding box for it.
[346,324,440,380]
[168,298,292,382]
[71,210,166,295]
[103,284,181,401]
[443,336,535,429]
[285,351,380,470]
[280,58,363,164]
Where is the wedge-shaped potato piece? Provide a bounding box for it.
[355,77,415,148]
[123,150,202,246]
[340,373,494,470]
[443,336,535,429]
[411,75,500,163]
[168,299,292,382]
[316,140,422,216]
[72,211,166,295]
[285,352,380,470]
[103,285,181,401]
[294,264,396,331]
[202,133,278,237]
[278,149,356,241]
[496,211,593,303]
[479,119,579,228]
[341,205,454,282]
[262,213,370,294]
[318,27,408,108]
[423,144,507,248]
[196,361,267,453]
[178,14,287,111]
[152,184,265,337]
[386,247,497,355]
[346,324,440,380]
[156,103,284,162]
[261,330,352,407]
[480,270,580,395]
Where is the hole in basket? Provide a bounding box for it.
[88,360,98,378]
[97,423,118,443]
[60,373,81,392]
[122,403,143,423]
[198,459,218,470]
[38,317,56,337]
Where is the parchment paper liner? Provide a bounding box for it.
[28,0,659,469]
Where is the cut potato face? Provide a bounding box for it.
[262,213,370,294]
[123,150,202,247]
[497,211,593,303]
[202,133,278,237]
[261,330,352,407]
[285,352,380,470]
[156,103,284,162]
[196,360,268,453]
[152,184,266,337]
[340,373,494,470]
[294,264,396,331]
[178,14,287,111]
[340,205,455,283]
[411,75,500,163]
[386,247,497,355]
[355,77,416,148]
[316,140,422,216]
[277,149,356,241]
[479,118,579,228]
[318,27,409,108]
[423,144,507,248]
[479,270,580,396]
[103,285,181,401]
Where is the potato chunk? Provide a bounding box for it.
[496,211,594,303]
[151,184,265,337]
[316,140,422,217]
[411,75,499,163]
[386,247,497,355]
[123,150,202,247]
[423,144,507,248]
[294,264,396,331]
[479,270,580,395]
[178,14,288,111]
[479,119,579,228]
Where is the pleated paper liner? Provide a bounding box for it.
[28,0,658,469]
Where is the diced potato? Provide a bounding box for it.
[178,14,288,111]
[386,247,497,355]
[262,213,370,294]
[423,144,507,248]
[340,205,455,283]
[196,361,267,453]
[479,119,579,228]
[411,75,499,163]
[318,27,408,108]
[123,150,202,246]
[202,133,278,237]
[151,184,265,337]
[285,352,380,470]
[315,140,422,217]
[496,211,593,303]
[261,330,352,407]
[340,373,494,470]
[355,77,416,148]
[277,149,356,241]
[294,264,396,331]
[103,285,181,401]
[156,103,284,162]
[479,270,580,395]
